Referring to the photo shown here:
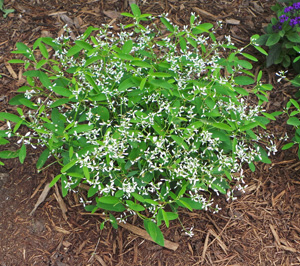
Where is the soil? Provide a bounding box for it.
[0,0,300,265]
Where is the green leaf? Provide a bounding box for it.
[121,12,134,18]
[234,87,249,96]
[115,53,135,60]
[131,60,152,68]
[75,40,93,51]
[287,117,300,126]
[84,55,103,67]
[50,98,70,108]
[131,192,145,202]
[257,70,262,82]
[39,42,49,58]
[49,174,61,188]
[8,59,25,64]
[179,37,187,51]
[152,123,165,136]
[67,44,83,57]
[150,72,172,78]
[35,59,47,69]
[92,106,110,121]
[2,8,14,18]
[178,198,193,211]
[144,219,164,246]
[186,37,197,48]
[118,78,136,92]
[39,71,51,88]
[211,179,229,194]
[170,135,189,150]
[0,150,19,159]
[236,60,252,69]
[165,212,178,220]
[289,99,300,110]
[144,198,159,205]
[160,17,174,32]
[61,174,68,197]
[85,73,99,92]
[126,200,145,211]
[109,213,118,229]
[287,32,300,43]
[97,202,126,212]
[254,46,268,56]
[266,33,281,46]
[0,137,9,145]
[234,76,255,85]
[161,209,169,228]
[19,144,26,164]
[241,53,258,62]
[249,162,255,172]
[83,166,90,179]
[68,124,94,134]
[36,148,50,169]
[61,159,77,173]
[51,86,72,97]
[266,43,281,67]
[88,186,98,197]
[177,197,203,210]
[16,42,30,52]
[122,40,133,54]
[212,122,234,131]
[192,23,213,34]
[130,3,141,17]
[262,112,276,121]
[98,196,120,204]
[9,94,37,110]
[0,112,22,123]
[282,142,294,150]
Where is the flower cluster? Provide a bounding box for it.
[284,2,300,13]
[271,3,300,30]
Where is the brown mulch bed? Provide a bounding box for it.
[1,0,300,265]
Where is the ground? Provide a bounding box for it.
[0,0,300,265]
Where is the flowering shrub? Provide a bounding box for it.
[0,5,276,245]
[254,0,300,71]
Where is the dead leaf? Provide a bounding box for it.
[41,30,52,38]
[62,241,72,247]
[30,182,51,216]
[103,10,121,20]
[60,14,74,26]
[225,18,240,25]
[74,16,83,28]
[252,2,264,13]
[5,62,17,79]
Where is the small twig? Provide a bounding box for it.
[88,237,101,263]
[201,231,210,263]
[54,183,68,221]
[80,212,179,251]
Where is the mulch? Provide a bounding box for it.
[1,0,300,265]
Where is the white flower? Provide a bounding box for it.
[276,70,288,82]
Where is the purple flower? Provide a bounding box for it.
[284,2,300,13]
[272,23,282,32]
[289,16,300,27]
[279,14,289,23]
